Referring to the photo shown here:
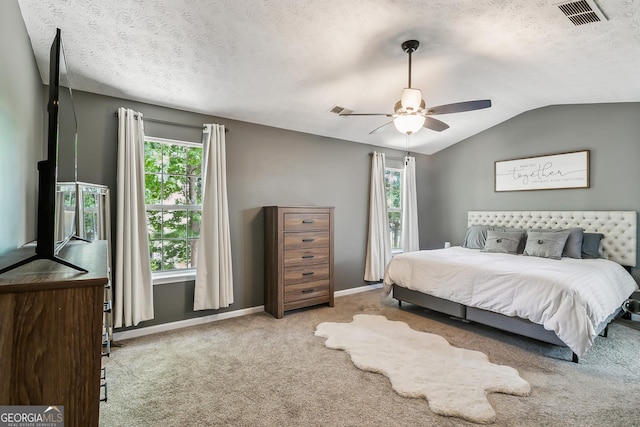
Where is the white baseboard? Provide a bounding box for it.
[335,282,383,296]
[113,306,265,342]
[112,283,383,342]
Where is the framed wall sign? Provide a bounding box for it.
[494,150,590,192]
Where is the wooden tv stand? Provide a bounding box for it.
[0,240,108,427]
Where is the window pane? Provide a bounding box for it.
[385,169,401,209]
[165,144,187,175]
[147,210,162,239]
[162,210,187,239]
[188,210,201,239]
[162,175,186,205]
[388,211,402,250]
[187,147,202,177]
[145,173,163,204]
[185,175,201,205]
[149,240,162,272]
[163,240,187,271]
[145,141,163,173]
[187,239,199,268]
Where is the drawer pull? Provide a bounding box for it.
[302,288,315,294]
[302,271,315,276]
[302,220,315,224]
[302,238,315,242]
[302,255,314,259]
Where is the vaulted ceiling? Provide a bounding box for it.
[17,0,640,155]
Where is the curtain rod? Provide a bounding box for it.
[114,111,229,132]
[369,152,404,161]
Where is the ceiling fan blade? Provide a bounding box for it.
[427,100,492,115]
[369,121,393,134]
[340,113,393,117]
[423,116,450,132]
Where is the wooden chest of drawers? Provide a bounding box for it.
[264,206,334,318]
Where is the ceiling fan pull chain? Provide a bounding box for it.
[405,133,411,159]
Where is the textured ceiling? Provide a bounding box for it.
[16,0,640,155]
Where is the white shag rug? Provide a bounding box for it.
[314,314,530,424]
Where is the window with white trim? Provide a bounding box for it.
[144,137,202,272]
[384,166,403,251]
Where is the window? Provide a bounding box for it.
[144,137,203,273]
[385,167,403,251]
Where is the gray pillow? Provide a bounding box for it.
[463,225,489,249]
[483,230,525,255]
[563,228,584,259]
[524,230,571,260]
[528,227,584,259]
[582,233,604,259]
[489,226,527,253]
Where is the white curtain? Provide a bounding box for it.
[193,124,234,311]
[402,155,420,252]
[114,107,154,327]
[364,152,391,281]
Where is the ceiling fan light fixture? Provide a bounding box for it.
[400,88,423,112]
[394,114,425,135]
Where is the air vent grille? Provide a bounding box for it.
[556,0,607,26]
[329,105,352,115]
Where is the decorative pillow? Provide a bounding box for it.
[489,226,527,253]
[463,225,489,249]
[528,227,584,259]
[523,230,571,260]
[582,232,604,259]
[482,230,525,255]
[562,228,584,259]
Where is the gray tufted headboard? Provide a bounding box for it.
[468,211,637,267]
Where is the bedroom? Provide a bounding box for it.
[1,0,639,425]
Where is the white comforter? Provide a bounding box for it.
[383,247,639,357]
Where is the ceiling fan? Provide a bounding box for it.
[339,40,492,135]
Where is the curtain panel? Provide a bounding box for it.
[193,124,234,310]
[402,155,420,252]
[114,107,154,327]
[364,152,391,281]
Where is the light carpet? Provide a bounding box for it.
[100,289,640,426]
[315,314,530,424]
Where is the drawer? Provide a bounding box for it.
[284,247,330,267]
[284,231,330,250]
[284,213,330,231]
[284,263,330,285]
[284,280,330,303]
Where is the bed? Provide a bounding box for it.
[383,211,639,362]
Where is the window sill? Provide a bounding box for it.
[152,270,196,285]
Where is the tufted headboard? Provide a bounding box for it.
[468,211,637,267]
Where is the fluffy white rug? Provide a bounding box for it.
[314,314,530,424]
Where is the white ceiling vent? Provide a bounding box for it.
[556,0,608,26]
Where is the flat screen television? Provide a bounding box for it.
[0,28,87,274]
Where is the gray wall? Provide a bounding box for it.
[5,0,637,327]
[421,103,640,282]
[71,90,406,328]
[0,0,44,255]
